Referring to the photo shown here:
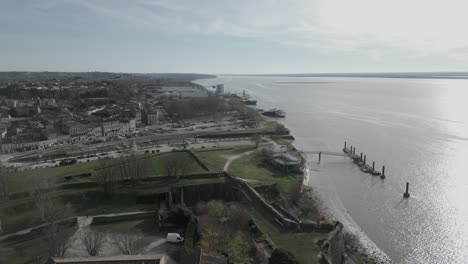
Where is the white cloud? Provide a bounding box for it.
[36,0,468,58]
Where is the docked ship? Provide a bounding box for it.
[261,108,286,118]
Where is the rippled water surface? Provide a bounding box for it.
[197,76,468,264]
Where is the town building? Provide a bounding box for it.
[143,109,160,125]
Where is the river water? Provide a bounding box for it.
[196,76,468,264]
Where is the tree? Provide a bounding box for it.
[226,232,251,263]
[111,232,145,255]
[0,165,9,202]
[274,124,290,135]
[118,153,147,183]
[226,204,250,229]
[95,160,118,195]
[163,156,179,177]
[80,228,105,256]
[163,153,193,179]
[178,153,194,177]
[288,177,303,205]
[206,200,226,218]
[46,224,75,257]
[253,134,262,148]
[30,177,52,222]
[269,249,299,264]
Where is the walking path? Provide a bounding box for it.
[223,150,256,171]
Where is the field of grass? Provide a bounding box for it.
[228,152,300,192]
[249,209,328,264]
[94,217,158,234]
[271,136,296,150]
[7,151,208,194]
[193,145,256,171]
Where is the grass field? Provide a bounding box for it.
[249,209,328,264]
[7,151,208,194]
[193,145,256,171]
[0,150,221,234]
[93,217,158,234]
[227,152,300,192]
[0,176,226,235]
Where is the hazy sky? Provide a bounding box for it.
[1,0,468,74]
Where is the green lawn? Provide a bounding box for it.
[6,151,208,194]
[193,145,256,171]
[249,209,328,264]
[271,136,295,150]
[0,177,226,235]
[228,152,300,192]
[93,217,158,234]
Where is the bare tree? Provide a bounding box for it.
[0,165,9,202]
[80,228,105,256]
[253,134,262,148]
[178,153,194,177]
[119,153,147,183]
[288,178,303,205]
[163,153,193,179]
[46,223,75,257]
[111,232,145,255]
[95,160,118,195]
[30,177,52,221]
[163,156,179,177]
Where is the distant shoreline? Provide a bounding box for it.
[221,72,468,80]
[274,81,333,84]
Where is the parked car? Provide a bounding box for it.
[166,233,184,243]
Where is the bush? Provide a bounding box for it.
[206,200,226,218]
[269,248,299,264]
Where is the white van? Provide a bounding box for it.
[166,233,184,243]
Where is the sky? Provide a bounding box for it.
[1,0,468,74]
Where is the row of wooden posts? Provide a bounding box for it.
[344,141,410,199]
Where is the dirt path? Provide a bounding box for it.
[223,150,255,172]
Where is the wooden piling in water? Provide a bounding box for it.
[403,182,410,198]
[381,165,386,179]
[360,153,363,161]
[318,152,322,163]
[372,161,375,170]
[364,155,366,163]
[344,141,347,149]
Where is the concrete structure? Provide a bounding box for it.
[215,84,224,94]
[269,152,304,172]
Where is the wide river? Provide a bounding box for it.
[196,76,468,264]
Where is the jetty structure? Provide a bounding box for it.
[303,142,386,177]
[342,141,384,176]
